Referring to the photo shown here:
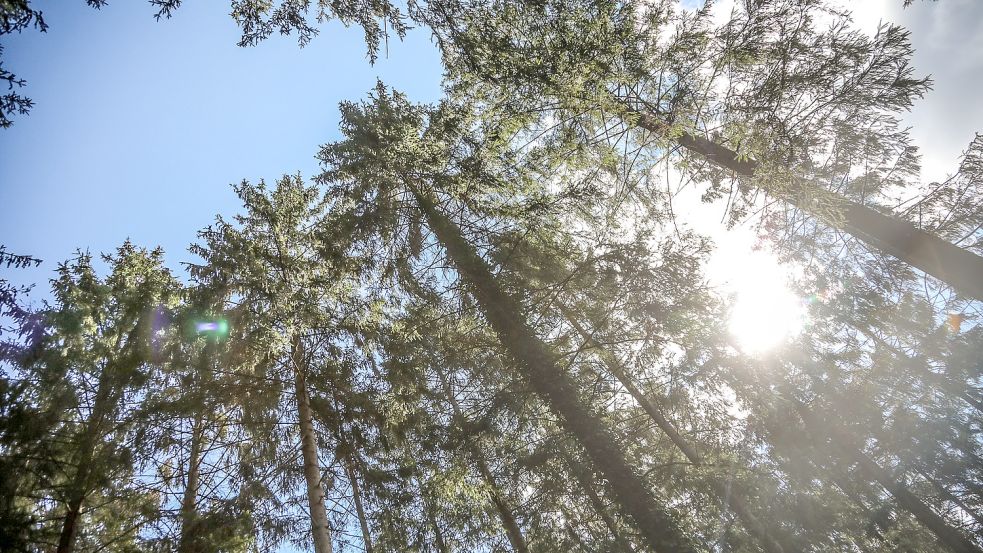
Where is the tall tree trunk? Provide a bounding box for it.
[560,505,597,553]
[412,187,696,553]
[559,303,790,553]
[293,337,334,553]
[418,477,450,553]
[56,495,85,553]
[916,468,983,528]
[860,328,983,414]
[178,416,205,553]
[341,452,374,553]
[561,446,637,553]
[792,398,983,553]
[626,107,983,300]
[57,361,117,553]
[437,370,529,553]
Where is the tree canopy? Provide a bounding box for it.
[2,1,982,552]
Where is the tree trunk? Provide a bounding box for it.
[57,361,117,553]
[56,495,84,553]
[560,506,597,553]
[178,417,205,553]
[861,328,983,414]
[792,398,983,553]
[438,370,529,553]
[342,452,374,553]
[561,446,637,553]
[629,108,983,300]
[412,187,696,553]
[916,468,983,528]
[418,477,450,553]
[559,303,790,553]
[293,336,334,553]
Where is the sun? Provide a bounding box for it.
[724,251,806,354]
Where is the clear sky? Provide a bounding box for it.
[0,0,443,299]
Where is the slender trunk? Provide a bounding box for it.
[412,187,696,553]
[57,361,118,553]
[560,506,597,553]
[293,337,334,553]
[628,107,983,300]
[178,417,205,553]
[437,371,529,553]
[418,477,449,553]
[475,454,529,553]
[342,452,374,553]
[559,304,789,553]
[561,447,637,553]
[792,398,983,553]
[861,328,983,414]
[917,468,983,527]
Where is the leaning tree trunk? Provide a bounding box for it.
[417,476,450,553]
[341,452,374,553]
[411,186,696,553]
[559,303,791,553]
[916,468,983,528]
[178,416,205,553]
[860,328,983,415]
[292,336,334,553]
[438,370,529,553]
[791,398,983,553]
[560,445,637,553]
[626,107,983,300]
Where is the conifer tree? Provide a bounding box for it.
[189,176,350,553]
[10,243,181,552]
[318,84,700,553]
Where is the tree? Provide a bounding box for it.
[0,246,52,552]
[160,0,983,298]
[189,176,369,553]
[319,84,701,553]
[8,243,180,552]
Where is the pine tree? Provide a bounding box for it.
[10,243,181,552]
[189,176,350,553]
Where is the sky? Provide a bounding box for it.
[0,0,980,548]
[669,0,983,290]
[0,0,443,298]
[1,2,981,313]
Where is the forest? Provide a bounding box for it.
[1,0,982,552]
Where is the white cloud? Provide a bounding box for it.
[848,0,983,183]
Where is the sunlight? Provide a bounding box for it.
[725,252,806,354]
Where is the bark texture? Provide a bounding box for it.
[631,110,983,300]
[413,187,697,553]
[293,337,334,553]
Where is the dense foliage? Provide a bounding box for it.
[2,1,982,552]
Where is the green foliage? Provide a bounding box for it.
[6,1,983,552]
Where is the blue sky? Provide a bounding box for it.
[0,0,443,299]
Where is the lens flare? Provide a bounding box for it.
[194,319,229,337]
